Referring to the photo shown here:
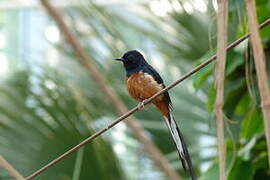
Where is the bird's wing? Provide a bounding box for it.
[142,66,172,106]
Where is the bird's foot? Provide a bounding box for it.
[137,100,146,110]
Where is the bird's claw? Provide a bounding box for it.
[137,100,146,110]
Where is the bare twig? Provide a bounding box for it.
[38,1,182,180]
[215,0,228,179]
[25,16,270,179]
[245,0,270,165]
[0,156,25,180]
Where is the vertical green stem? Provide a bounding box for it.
[72,147,84,180]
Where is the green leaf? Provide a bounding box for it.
[226,52,244,76]
[200,163,219,180]
[193,62,213,90]
[241,108,263,139]
[207,85,216,112]
[228,158,254,180]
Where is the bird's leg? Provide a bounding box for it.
[137,100,147,110]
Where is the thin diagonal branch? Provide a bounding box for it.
[215,0,228,180]
[25,14,270,179]
[0,156,25,180]
[245,0,270,165]
[39,0,182,180]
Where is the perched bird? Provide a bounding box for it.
[115,50,196,180]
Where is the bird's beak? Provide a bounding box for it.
[115,57,125,61]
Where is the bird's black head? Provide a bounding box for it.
[115,50,148,75]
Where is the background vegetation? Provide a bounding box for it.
[0,0,269,179]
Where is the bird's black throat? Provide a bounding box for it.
[123,63,145,77]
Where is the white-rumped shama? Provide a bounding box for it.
[116,50,196,180]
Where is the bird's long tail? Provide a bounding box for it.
[155,102,196,180]
[164,112,196,180]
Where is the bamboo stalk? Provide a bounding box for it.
[38,0,182,180]
[0,156,25,180]
[215,0,228,179]
[245,0,270,165]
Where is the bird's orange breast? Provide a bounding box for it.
[126,71,165,103]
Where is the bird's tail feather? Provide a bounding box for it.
[164,112,196,180]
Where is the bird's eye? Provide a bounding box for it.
[128,55,136,62]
